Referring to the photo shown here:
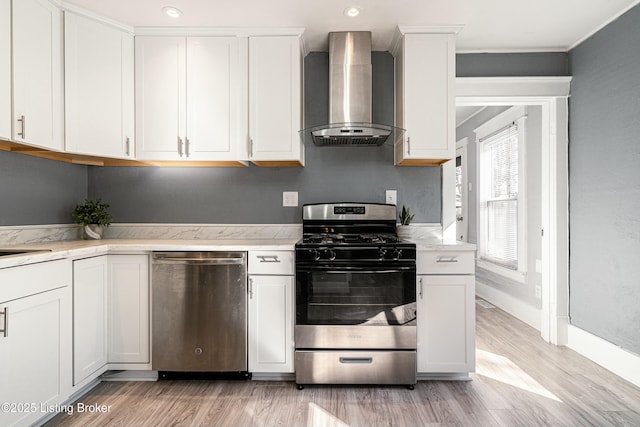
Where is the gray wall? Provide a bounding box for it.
[0,150,87,225]
[568,5,640,354]
[89,51,441,224]
[456,106,543,309]
[457,52,569,77]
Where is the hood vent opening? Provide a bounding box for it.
[299,31,404,147]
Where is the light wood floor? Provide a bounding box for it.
[44,302,640,427]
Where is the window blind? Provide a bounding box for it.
[482,123,518,267]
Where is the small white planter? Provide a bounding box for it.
[397,225,413,241]
[82,224,104,240]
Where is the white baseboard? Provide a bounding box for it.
[476,280,541,330]
[567,325,640,388]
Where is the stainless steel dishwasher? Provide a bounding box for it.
[151,251,248,375]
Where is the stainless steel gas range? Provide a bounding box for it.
[294,202,417,389]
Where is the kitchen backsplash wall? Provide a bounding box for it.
[0,150,87,226]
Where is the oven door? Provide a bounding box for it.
[295,264,416,350]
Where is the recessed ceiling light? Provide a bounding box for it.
[344,7,361,18]
[162,6,183,19]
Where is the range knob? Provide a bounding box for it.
[392,249,403,260]
[308,249,320,261]
[325,249,337,261]
[378,248,387,260]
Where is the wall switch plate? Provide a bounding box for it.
[535,259,542,273]
[282,191,298,207]
[385,190,397,205]
[535,285,542,299]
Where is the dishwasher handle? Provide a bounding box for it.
[153,256,245,266]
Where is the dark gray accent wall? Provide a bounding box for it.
[0,150,87,225]
[457,52,569,77]
[568,4,640,354]
[89,51,441,224]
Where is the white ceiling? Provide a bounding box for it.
[63,0,640,52]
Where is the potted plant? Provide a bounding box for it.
[397,205,415,240]
[71,198,113,240]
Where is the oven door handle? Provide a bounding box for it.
[296,266,416,273]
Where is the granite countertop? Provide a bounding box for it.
[0,238,300,269]
[0,237,476,270]
[410,240,477,251]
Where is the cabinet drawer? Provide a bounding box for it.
[0,259,71,302]
[248,251,294,275]
[417,251,474,275]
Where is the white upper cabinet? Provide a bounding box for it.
[248,35,303,166]
[393,30,456,165]
[12,0,63,151]
[65,12,134,159]
[0,0,10,140]
[135,36,245,162]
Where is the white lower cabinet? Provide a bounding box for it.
[248,275,294,373]
[107,254,150,364]
[416,250,476,374]
[247,250,295,373]
[73,256,108,386]
[0,260,72,427]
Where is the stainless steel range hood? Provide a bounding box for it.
[300,31,404,147]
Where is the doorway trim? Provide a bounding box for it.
[456,76,571,345]
[455,138,468,242]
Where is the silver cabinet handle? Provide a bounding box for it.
[257,255,280,263]
[248,277,253,299]
[249,138,254,157]
[419,277,423,299]
[1,307,7,338]
[407,136,411,155]
[185,137,191,157]
[436,256,459,263]
[178,136,184,157]
[125,137,130,156]
[17,115,25,139]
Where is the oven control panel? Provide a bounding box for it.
[334,206,365,215]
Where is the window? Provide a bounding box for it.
[475,106,526,275]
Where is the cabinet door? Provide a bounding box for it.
[73,256,108,385]
[12,0,63,150]
[0,286,72,427]
[108,255,150,364]
[65,12,134,158]
[249,36,303,165]
[0,0,9,140]
[395,33,455,165]
[248,275,294,373]
[135,36,186,160]
[416,274,475,373]
[186,37,243,160]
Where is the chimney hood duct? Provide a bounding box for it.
[299,31,404,147]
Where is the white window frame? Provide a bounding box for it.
[475,105,527,282]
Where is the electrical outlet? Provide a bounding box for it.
[535,259,542,273]
[535,285,542,299]
[385,190,397,205]
[282,191,298,207]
